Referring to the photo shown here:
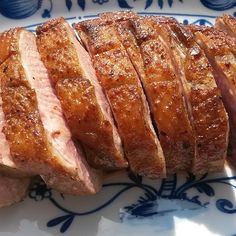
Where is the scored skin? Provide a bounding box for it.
[0,28,34,178]
[154,18,229,174]
[100,12,147,91]
[0,28,102,195]
[216,14,236,38]
[189,25,236,167]
[0,29,20,65]
[75,19,166,178]
[101,13,195,174]
[36,18,127,170]
[130,17,195,174]
[0,29,49,174]
[0,55,81,178]
[0,55,51,175]
[184,49,229,172]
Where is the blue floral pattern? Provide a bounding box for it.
[29,173,236,233]
[200,0,236,16]
[200,0,236,11]
[183,18,213,26]
[144,0,183,9]
[0,0,42,19]
[92,0,109,5]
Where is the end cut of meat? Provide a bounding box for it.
[0,174,29,208]
[0,28,102,195]
[189,25,234,168]
[155,18,229,175]
[75,18,166,178]
[36,17,127,171]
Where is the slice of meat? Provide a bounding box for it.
[0,174,29,208]
[75,19,166,178]
[99,11,137,23]
[0,96,24,177]
[99,12,146,87]
[189,25,234,168]
[100,13,195,174]
[0,28,101,195]
[0,30,34,178]
[216,14,236,38]
[36,18,127,171]
[152,17,229,174]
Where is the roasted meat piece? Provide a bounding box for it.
[0,28,101,195]
[75,19,166,178]
[189,25,235,167]
[101,12,195,174]
[154,18,229,175]
[216,14,236,38]
[36,17,127,171]
[0,174,29,208]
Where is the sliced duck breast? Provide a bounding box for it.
[0,28,101,195]
[36,17,127,171]
[75,19,166,178]
[189,25,236,168]
[0,174,29,208]
[216,14,236,38]
[153,18,229,174]
[101,12,195,174]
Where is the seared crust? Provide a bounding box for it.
[36,18,127,170]
[100,12,146,81]
[99,11,137,21]
[75,19,166,178]
[102,14,195,174]
[216,14,236,38]
[130,17,195,174]
[0,55,51,175]
[184,51,229,172]
[0,28,102,195]
[155,19,229,174]
[0,28,43,178]
[189,25,235,167]
[0,55,74,177]
[0,28,22,64]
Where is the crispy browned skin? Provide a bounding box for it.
[0,54,73,177]
[131,17,195,174]
[189,25,235,167]
[216,14,236,38]
[36,18,127,170]
[0,55,52,174]
[99,12,143,78]
[75,19,166,178]
[0,29,19,64]
[0,28,102,195]
[0,29,62,175]
[100,12,146,82]
[0,29,37,178]
[0,28,48,172]
[101,13,195,174]
[154,18,229,174]
[100,11,137,20]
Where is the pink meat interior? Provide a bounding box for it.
[66,22,123,150]
[0,95,15,169]
[19,30,92,181]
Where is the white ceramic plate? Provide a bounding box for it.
[0,1,236,235]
